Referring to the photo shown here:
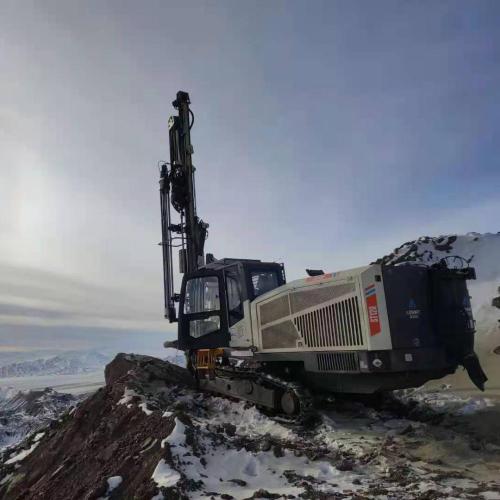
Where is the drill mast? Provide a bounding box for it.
[159,91,208,322]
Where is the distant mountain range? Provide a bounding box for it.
[0,351,111,379]
[0,347,185,380]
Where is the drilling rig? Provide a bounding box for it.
[159,91,487,417]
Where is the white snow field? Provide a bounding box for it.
[0,371,105,397]
[129,384,500,499]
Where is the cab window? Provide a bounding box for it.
[184,276,220,314]
[227,276,241,311]
[251,271,279,298]
[226,275,243,326]
[189,316,220,338]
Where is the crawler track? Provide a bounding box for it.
[196,363,320,425]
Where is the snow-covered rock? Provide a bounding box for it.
[0,388,79,450]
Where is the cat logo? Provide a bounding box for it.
[406,298,421,319]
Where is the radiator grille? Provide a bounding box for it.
[260,295,290,326]
[293,296,363,348]
[290,283,355,314]
[317,352,359,372]
[261,320,299,349]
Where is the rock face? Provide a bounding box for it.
[0,354,195,500]
[103,353,191,387]
[0,388,79,451]
[1,353,500,500]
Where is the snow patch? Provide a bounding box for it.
[117,388,138,407]
[33,432,45,442]
[400,387,494,415]
[151,459,181,488]
[106,476,122,492]
[162,418,186,448]
[0,474,12,485]
[138,402,153,416]
[96,475,123,500]
[204,397,294,441]
[167,426,361,500]
[482,492,500,500]
[5,441,39,464]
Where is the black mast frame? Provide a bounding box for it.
[159,91,208,322]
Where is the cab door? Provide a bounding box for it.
[178,271,230,350]
[224,265,244,327]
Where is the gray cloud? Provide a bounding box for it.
[0,263,173,341]
[0,303,70,320]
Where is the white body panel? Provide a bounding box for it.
[229,264,393,353]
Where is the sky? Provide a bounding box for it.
[1,0,499,354]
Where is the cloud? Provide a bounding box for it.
[0,263,173,339]
[0,324,168,353]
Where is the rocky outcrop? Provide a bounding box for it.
[0,354,195,500]
[0,389,79,450]
[103,353,192,388]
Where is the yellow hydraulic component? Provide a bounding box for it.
[195,348,224,379]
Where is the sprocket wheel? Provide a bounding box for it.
[280,389,300,416]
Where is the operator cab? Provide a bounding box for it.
[178,259,285,350]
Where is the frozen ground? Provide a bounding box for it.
[147,384,500,499]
